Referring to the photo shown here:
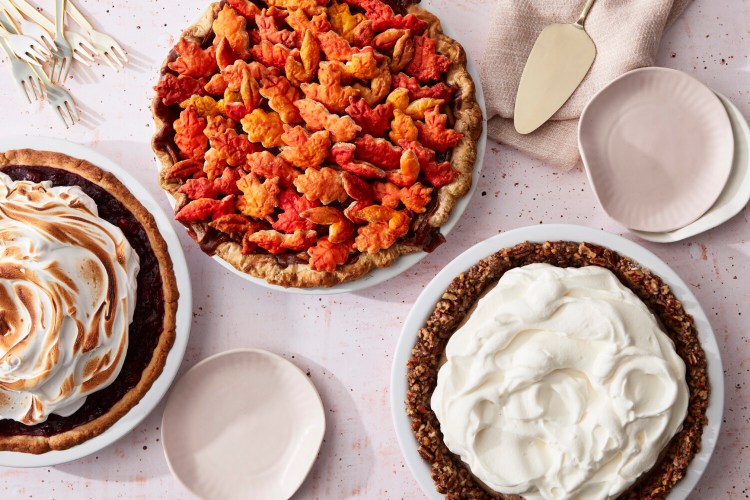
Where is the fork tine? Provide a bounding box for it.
[19,79,32,103]
[72,50,92,66]
[55,104,71,128]
[65,99,79,122]
[17,50,41,66]
[26,75,39,100]
[99,51,118,70]
[112,43,127,63]
[58,56,69,81]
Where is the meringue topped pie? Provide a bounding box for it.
[0,150,177,454]
[407,241,709,499]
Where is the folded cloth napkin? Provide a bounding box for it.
[480,0,693,170]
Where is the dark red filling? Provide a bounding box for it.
[0,165,165,437]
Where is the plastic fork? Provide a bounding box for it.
[34,63,79,127]
[0,0,55,52]
[0,19,48,65]
[9,0,95,66]
[48,0,72,82]
[66,0,126,70]
[0,21,44,102]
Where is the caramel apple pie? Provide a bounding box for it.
[152,0,483,288]
[406,241,709,499]
[0,150,178,454]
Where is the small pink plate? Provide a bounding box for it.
[162,349,325,500]
[579,67,734,232]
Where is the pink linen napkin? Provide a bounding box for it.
[480,0,693,170]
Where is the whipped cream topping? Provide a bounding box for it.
[0,173,139,425]
[432,264,689,500]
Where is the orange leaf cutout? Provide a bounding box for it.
[245,229,318,254]
[215,37,238,70]
[285,30,320,85]
[343,47,380,80]
[180,95,224,118]
[241,109,285,148]
[316,30,355,62]
[345,0,427,33]
[400,182,432,212]
[213,166,244,196]
[353,222,396,254]
[155,74,207,106]
[352,61,391,107]
[328,1,365,42]
[404,35,451,82]
[331,142,386,179]
[210,129,261,166]
[404,97,445,120]
[386,149,420,187]
[346,97,393,137]
[353,135,401,170]
[373,28,407,51]
[259,74,303,124]
[175,195,235,222]
[294,167,348,204]
[267,0,326,17]
[300,206,355,244]
[204,73,229,95]
[351,20,374,48]
[286,10,331,38]
[308,237,353,271]
[389,109,417,144]
[385,88,409,111]
[213,5,251,59]
[168,38,217,79]
[247,151,301,189]
[174,107,208,161]
[416,106,463,153]
[279,125,331,169]
[342,171,374,202]
[392,73,456,101]
[255,9,299,48]
[203,148,228,180]
[300,61,360,114]
[372,181,401,208]
[250,40,298,69]
[344,199,372,224]
[227,0,261,20]
[295,98,361,142]
[236,173,281,219]
[354,205,410,237]
[273,188,319,233]
[209,213,264,234]
[179,177,219,200]
[204,115,235,140]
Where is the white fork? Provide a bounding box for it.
[0,18,48,65]
[66,0,126,70]
[0,16,44,102]
[0,0,55,52]
[9,0,95,66]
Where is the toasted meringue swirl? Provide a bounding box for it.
[0,173,139,425]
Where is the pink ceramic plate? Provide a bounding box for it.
[579,67,734,232]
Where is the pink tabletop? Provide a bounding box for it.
[0,0,747,498]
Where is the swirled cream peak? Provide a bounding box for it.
[432,264,688,500]
[0,173,139,425]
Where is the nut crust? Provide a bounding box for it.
[405,241,709,499]
[0,149,178,454]
[151,2,483,289]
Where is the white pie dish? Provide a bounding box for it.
[0,136,192,468]
[579,67,735,233]
[161,349,325,500]
[631,91,750,243]
[391,224,724,499]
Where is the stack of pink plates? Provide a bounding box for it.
[579,67,750,243]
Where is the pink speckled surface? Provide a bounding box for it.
[0,0,748,498]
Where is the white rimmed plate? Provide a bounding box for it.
[162,349,325,500]
[156,24,487,295]
[632,91,750,243]
[0,137,192,467]
[391,224,724,499]
[579,67,734,233]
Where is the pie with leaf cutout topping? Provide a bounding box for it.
[152,0,482,288]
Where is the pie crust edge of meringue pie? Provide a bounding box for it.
[0,149,179,454]
[405,240,710,499]
[151,2,484,289]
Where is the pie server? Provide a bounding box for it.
[514,0,597,135]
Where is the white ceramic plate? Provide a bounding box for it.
[162,349,325,500]
[632,91,750,243]
[391,224,724,499]
[579,67,734,233]
[157,24,487,295]
[0,137,192,467]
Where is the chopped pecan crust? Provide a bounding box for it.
[406,241,709,499]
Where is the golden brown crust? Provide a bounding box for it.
[0,149,178,454]
[406,241,709,499]
[151,2,483,289]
